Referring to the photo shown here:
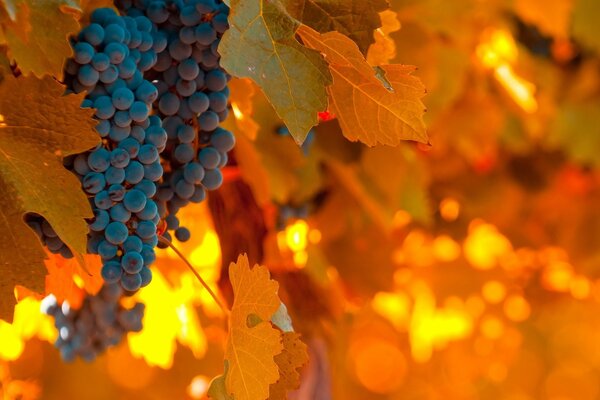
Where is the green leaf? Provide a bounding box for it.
[220,0,332,144]
[208,362,235,400]
[572,0,600,53]
[283,0,389,54]
[1,0,80,78]
[0,75,99,321]
[547,99,600,167]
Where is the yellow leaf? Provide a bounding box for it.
[0,75,98,322]
[225,254,283,400]
[2,0,80,78]
[298,26,428,146]
[269,332,309,400]
[220,0,332,144]
[367,10,401,66]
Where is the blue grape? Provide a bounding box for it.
[124,189,147,212]
[121,252,144,274]
[104,24,126,44]
[198,111,219,131]
[199,147,220,169]
[174,143,195,164]
[121,272,142,291]
[125,161,145,184]
[74,42,95,64]
[102,262,122,283]
[109,203,131,223]
[94,96,116,119]
[143,161,163,181]
[183,162,205,184]
[158,92,180,116]
[211,128,235,152]
[123,235,143,253]
[178,58,200,80]
[112,87,135,110]
[195,22,216,46]
[98,240,118,259]
[95,191,113,209]
[208,91,227,112]
[105,166,126,185]
[108,184,126,201]
[82,172,106,194]
[135,179,157,197]
[202,168,223,190]
[105,221,129,244]
[136,220,156,239]
[188,92,209,113]
[175,227,191,242]
[130,101,149,121]
[205,69,228,91]
[138,144,159,164]
[90,210,110,231]
[82,23,105,46]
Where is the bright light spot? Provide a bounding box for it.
[392,210,412,229]
[439,198,460,221]
[352,339,406,394]
[231,103,244,120]
[189,230,221,279]
[371,291,410,330]
[277,220,310,268]
[482,280,506,304]
[308,228,322,244]
[542,261,573,292]
[480,316,504,340]
[570,275,591,299]
[286,220,309,252]
[0,297,56,361]
[476,28,537,113]
[409,283,473,362]
[464,221,512,270]
[494,65,538,113]
[433,235,461,262]
[187,375,210,399]
[476,29,518,68]
[503,295,531,322]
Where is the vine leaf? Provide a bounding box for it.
[1,0,80,78]
[572,0,600,53]
[220,0,332,144]
[268,332,309,400]
[211,254,284,400]
[44,253,103,310]
[282,0,389,54]
[0,75,98,322]
[366,10,401,66]
[298,26,428,146]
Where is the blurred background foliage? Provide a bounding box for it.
[2,0,600,399]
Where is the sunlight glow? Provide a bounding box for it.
[477,29,538,113]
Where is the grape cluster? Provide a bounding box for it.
[118,0,235,244]
[53,8,168,292]
[41,285,144,362]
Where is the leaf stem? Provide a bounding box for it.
[158,235,229,315]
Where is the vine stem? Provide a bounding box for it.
[157,235,229,316]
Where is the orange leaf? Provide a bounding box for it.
[269,332,309,400]
[367,10,402,66]
[224,254,283,400]
[298,26,428,146]
[44,253,103,309]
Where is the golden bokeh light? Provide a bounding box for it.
[351,338,407,394]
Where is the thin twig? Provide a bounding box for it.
[158,235,229,315]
